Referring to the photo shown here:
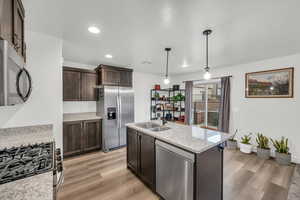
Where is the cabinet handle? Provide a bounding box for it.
[13,34,22,50]
[13,34,18,46]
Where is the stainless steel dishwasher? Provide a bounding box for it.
[156,140,195,200]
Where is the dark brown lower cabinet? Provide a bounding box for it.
[83,120,102,152]
[195,146,223,200]
[63,121,83,157]
[127,128,155,191]
[127,128,139,172]
[139,133,155,190]
[63,120,102,157]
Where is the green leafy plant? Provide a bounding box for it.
[229,129,238,142]
[271,137,289,154]
[241,133,252,145]
[256,133,269,149]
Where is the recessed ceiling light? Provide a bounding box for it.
[182,64,189,68]
[88,26,100,34]
[105,54,113,59]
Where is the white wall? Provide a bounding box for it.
[62,61,97,114]
[0,31,63,150]
[133,72,163,122]
[172,53,300,163]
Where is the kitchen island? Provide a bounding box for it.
[126,121,233,200]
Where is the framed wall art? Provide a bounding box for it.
[245,67,294,98]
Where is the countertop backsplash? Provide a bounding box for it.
[63,101,97,114]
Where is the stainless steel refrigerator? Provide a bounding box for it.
[97,86,134,152]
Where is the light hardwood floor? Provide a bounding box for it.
[58,148,295,200]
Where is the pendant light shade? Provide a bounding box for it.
[164,48,171,85]
[203,29,212,80]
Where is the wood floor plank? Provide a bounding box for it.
[58,148,295,200]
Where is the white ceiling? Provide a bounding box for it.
[24,0,300,75]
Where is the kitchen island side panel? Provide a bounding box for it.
[195,146,223,200]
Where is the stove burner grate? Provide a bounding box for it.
[0,142,54,184]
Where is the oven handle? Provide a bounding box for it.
[16,68,32,102]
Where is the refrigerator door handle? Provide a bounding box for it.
[117,95,120,129]
[119,96,122,129]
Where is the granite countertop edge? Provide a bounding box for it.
[63,112,102,122]
[0,124,54,149]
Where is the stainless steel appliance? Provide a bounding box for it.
[156,140,195,200]
[97,86,134,152]
[0,39,32,106]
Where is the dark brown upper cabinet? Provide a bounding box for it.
[0,0,26,60]
[96,65,133,87]
[81,72,97,101]
[63,69,81,101]
[63,67,97,101]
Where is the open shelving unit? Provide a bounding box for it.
[150,88,185,122]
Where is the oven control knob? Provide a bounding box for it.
[57,156,62,162]
[56,148,61,156]
[57,162,63,172]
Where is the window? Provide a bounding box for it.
[192,80,221,129]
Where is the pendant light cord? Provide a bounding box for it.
[166,50,169,78]
[203,29,212,72]
[165,48,171,78]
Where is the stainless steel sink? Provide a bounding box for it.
[150,126,171,132]
[135,122,161,129]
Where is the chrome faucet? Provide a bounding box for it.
[160,104,167,126]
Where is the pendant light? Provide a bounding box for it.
[164,48,171,85]
[203,29,212,80]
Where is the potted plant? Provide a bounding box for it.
[271,137,291,165]
[239,133,252,154]
[227,129,238,150]
[256,133,270,159]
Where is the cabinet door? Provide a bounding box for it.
[63,69,81,101]
[13,0,24,56]
[81,72,97,101]
[195,146,223,200]
[0,0,14,44]
[83,120,102,152]
[139,133,155,190]
[119,70,132,87]
[127,128,139,173]
[102,68,120,85]
[63,121,83,157]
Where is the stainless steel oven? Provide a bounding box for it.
[0,39,32,106]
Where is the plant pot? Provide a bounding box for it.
[227,140,238,150]
[239,143,252,154]
[275,152,291,165]
[256,147,270,159]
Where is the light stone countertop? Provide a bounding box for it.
[0,172,53,200]
[0,124,54,149]
[126,121,233,154]
[0,124,54,200]
[63,112,102,122]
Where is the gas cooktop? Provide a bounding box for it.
[0,142,54,184]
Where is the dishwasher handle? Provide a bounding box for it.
[155,140,195,163]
